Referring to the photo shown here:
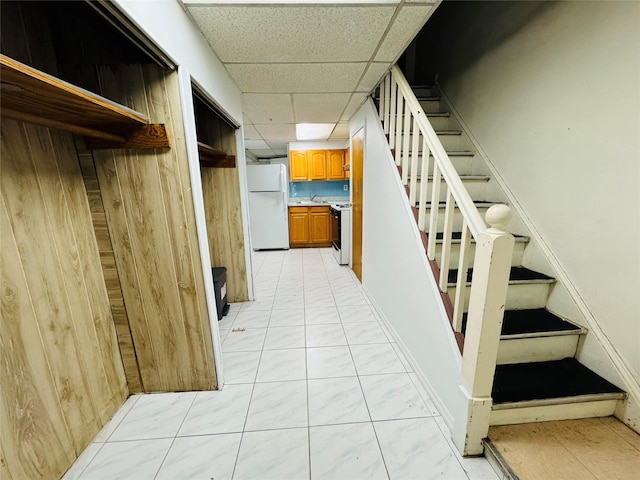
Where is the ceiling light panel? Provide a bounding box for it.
[186,6,395,63]
[292,93,351,123]
[296,123,335,141]
[242,93,294,124]
[226,63,367,93]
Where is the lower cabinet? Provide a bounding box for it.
[289,206,331,247]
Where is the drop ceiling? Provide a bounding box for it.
[183,0,439,158]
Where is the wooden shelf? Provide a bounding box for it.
[198,142,236,168]
[0,54,169,149]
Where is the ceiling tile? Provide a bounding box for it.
[329,122,350,140]
[186,5,395,63]
[244,139,271,149]
[243,124,261,139]
[226,63,367,93]
[242,93,294,124]
[341,93,370,121]
[292,93,351,123]
[375,5,435,62]
[254,123,297,141]
[266,140,289,151]
[357,62,389,92]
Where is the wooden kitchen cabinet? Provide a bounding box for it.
[327,149,346,180]
[289,206,331,247]
[290,150,309,181]
[309,207,331,244]
[308,150,327,180]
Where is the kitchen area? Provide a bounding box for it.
[246,142,351,265]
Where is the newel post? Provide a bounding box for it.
[453,205,514,456]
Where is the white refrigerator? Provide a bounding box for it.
[246,164,290,250]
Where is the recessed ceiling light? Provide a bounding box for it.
[296,123,335,141]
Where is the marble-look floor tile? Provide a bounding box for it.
[263,325,306,349]
[244,380,307,431]
[392,343,414,372]
[222,351,261,384]
[305,306,341,324]
[359,373,430,421]
[408,373,440,416]
[256,348,306,382]
[309,423,388,479]
[308,377,370,426]
[233,428,309,480]
[350,343,404,375]
[273,294,304,309]
[306,324,348,347]
[374,418,468,479]
[222,328,267,352]
[92,395,140,442]
[338,305,377,322]
[239,297,274,311]
[269,308,305,326]
[307,346,357,379]
[155,433,242,480]
[108,392,196,441]
[333,291,368,306]
[178,385,253,436]
[62,442,103,479]
[343,322,389,345]
[78,439,172,480]
[231,310,271,329]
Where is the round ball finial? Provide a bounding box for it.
[485,204,512,231]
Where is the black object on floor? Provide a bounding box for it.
[492,358,625,404]
[212,267,228,320]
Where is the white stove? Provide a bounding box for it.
[330,204,351,265]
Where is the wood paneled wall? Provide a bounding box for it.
[0,119,128,479]
[92,65,217,392]
[197,99,249,302]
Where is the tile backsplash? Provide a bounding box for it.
[289,181,349,198]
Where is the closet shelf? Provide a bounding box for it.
[0,54,170,149]
[198,142,236,168]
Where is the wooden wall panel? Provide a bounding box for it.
[77,146,143,393]
[0,119,128,478]
[92,65,216,392]
[201,167,249,302]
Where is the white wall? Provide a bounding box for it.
[430,2,639,391]
[350,99,464,425]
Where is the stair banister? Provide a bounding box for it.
[378,65,516,456]
[389,65,485,237]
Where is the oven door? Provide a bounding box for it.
[330,207,341,250]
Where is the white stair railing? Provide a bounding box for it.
[378,66,515,455]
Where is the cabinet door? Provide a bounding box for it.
[327,150,345,180]
[290,151,308,181]
[309,208,331,245]
[345,148,350,180]
[308,150,327,180]
[289,207,309,246]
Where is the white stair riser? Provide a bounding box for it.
[412,178,489,202]
[427,116,455,131]
[489,399,619,426]
[405,155,485,176]
[423,207,493,232]
[434,240,526,269]
[448,282,551,311]
[497,335,580,365]
[412,87,434,97]
[419,99,443,113]
[398,132,473,154]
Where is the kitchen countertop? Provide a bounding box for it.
[287,197,348,207]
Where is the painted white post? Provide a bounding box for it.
[453,204,514,456]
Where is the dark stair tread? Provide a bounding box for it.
[435,130,462,135]
[434,231,526,241]
[415,199,497,208]
[492,358,625,405]
[448,266,554,285]
[429,150,475,157]
[501,309,581,336]
[426,112,451,117]
[462,309,581,336]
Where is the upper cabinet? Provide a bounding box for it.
[289,149,348,181]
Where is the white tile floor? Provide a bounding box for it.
[64,248,499,480]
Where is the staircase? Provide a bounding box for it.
[375,69,626,453]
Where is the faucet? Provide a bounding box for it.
[311,195,317,201]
